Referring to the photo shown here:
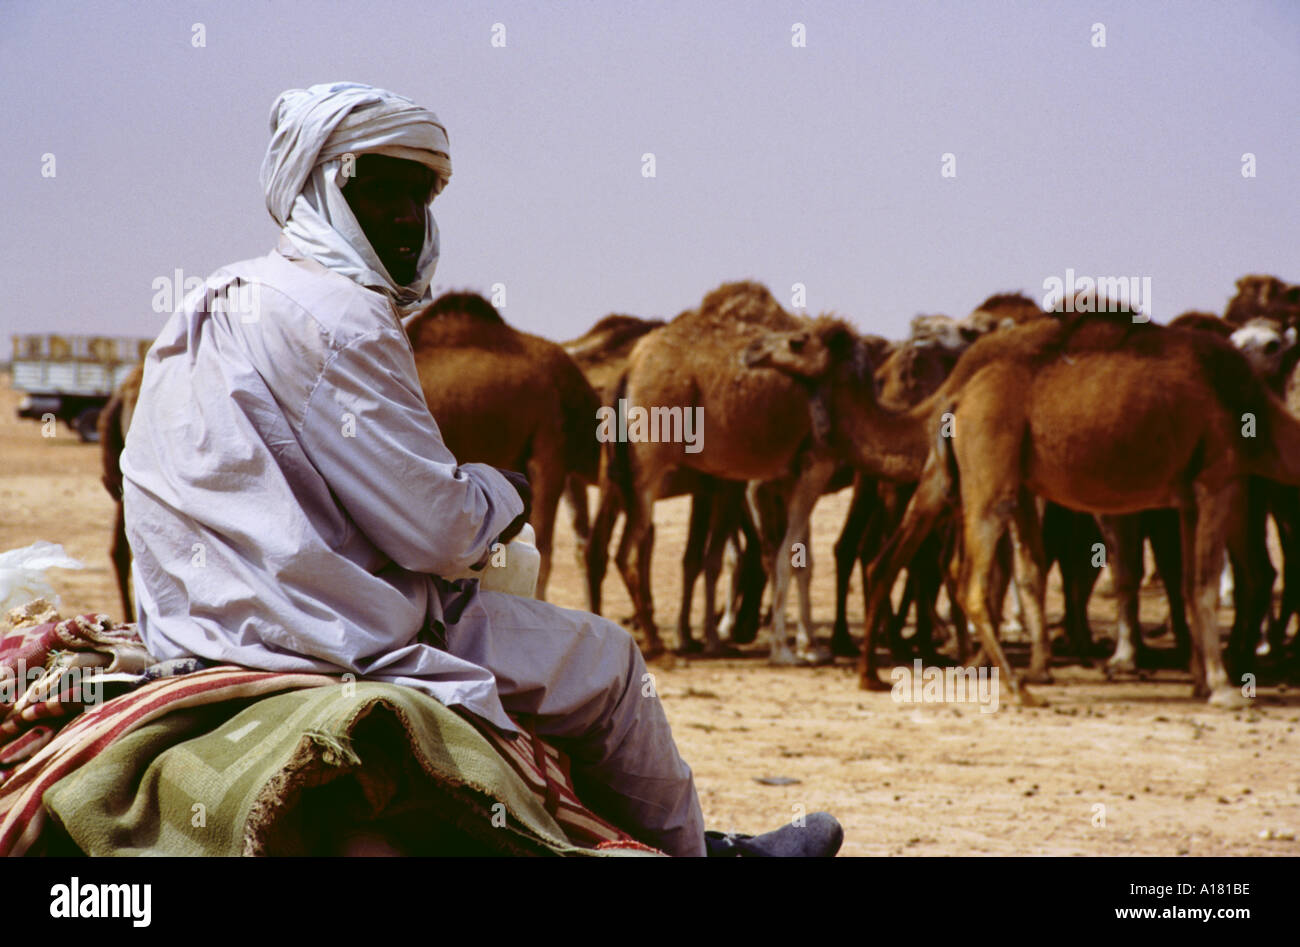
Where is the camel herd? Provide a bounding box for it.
[97,272,1300,708]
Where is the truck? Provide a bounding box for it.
[10,334,152,442]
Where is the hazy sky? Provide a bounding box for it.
[3,1,1298,361]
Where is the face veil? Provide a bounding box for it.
[259,82,452,313]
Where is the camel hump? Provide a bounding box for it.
[693,280,794,328]
[410,291,507,328]
[406,290,519,348]
[971,292,1043,321]
[1168,311,1232,337]
[586,313,660,337]
[564,314,665,362]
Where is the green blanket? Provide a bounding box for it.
[42,682,659,856]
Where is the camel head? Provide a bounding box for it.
[1226,274,1300,328]
[741,317,871,448]
[958,308,1016,340]
[741,317,872,386]
[961,292,1043,340]
[1231,317,1298,381]
[908,314,969,351]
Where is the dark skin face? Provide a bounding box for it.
[340,153,438,286]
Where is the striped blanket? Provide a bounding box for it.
[1,606,661,856]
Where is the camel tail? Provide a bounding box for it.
[606,372,634,503]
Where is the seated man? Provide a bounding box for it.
[121,81,840,857]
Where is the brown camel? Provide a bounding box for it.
[406,291,600,600]
[614,280,841,663]
[1227,314,1300,660]
[564,312,767,649]
[745,302,1300,706]
[833,293,1044,660]
[98,362,144,621]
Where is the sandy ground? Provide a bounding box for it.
[2,371,1298,856]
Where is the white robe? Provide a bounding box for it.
[121,237,704,853]
[123,236,525,731]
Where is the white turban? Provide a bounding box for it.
[259,82,452,312]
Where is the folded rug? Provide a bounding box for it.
[42,680,660,856]
[0,602,661,856]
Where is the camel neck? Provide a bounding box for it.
[830,382,931,483]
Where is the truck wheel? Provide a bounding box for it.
[73,407,102,443]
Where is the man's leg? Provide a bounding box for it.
[442,590,706,856]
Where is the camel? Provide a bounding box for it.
[1228,315,1300,659]
[830,329,962,659]
[98,362,144,621]
[564,313,768,648]
[1044,310,1288,679]
[744,302,1300,706]
[614,281,844,663]
[406,292,600,600]
[832,293,1043,661]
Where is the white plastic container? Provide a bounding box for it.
[451,524,540,598]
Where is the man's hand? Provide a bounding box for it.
[495,469,532,544]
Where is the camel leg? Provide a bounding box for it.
[911,541,948,664]
[794,516,824,662]
[1048,505,1101,664]
[1009,489,1052,683]
[832,475,877,656]
[675,483,713,654]
[1266,483,1300,650]
[699,487,737,655]
[1224,478,1273,678]
[565,474,590,572]
[616,482,663,658]
[941,527,972,661]
[585,478,623,615]
[1146,508,1191,664]
[986,532,1014,634]
[860,463,950,690]
[756,460,834,666]
[959,499,1041,707]
[1099,514,1146,675]
[1272,484,1300,646]
[721,500,765,645]
[886,572,917,659]
[1186,485,1245,706]
[110,501,134,622]
[526,455,565,602]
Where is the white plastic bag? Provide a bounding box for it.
[0,541,86,615]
